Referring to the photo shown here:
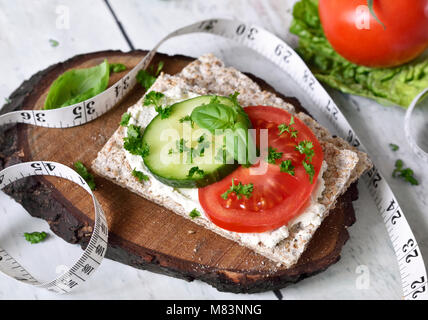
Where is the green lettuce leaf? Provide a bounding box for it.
[290,0,428,108]
[44,59,110,110]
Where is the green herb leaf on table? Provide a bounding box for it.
[120,112,131,126]
[136,70,156,90]
[280,160,295,176]
[136,61,164,90]
[109,63,127,73]
[44,60,109,110]
[290,0,428,108]
[389,143,399,152]
[392,159,419,185]
[189,208,201,219]
[221,179,254,200]
[24,231,48,244]
[74,161,96,190]
[49,39,59,47]
[123,125,150,158]
[132,169,149,182]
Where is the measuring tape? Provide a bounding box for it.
[0,18,426,299]
[0,162,108,293]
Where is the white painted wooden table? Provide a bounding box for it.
[0,0,426,300]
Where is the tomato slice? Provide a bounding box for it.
[198,106,324,233]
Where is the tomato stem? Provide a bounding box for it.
[367,0,386,29]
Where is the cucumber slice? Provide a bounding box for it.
[142,95,238,188]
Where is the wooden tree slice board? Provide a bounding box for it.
[0,50,358,293]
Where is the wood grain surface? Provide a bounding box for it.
[0,50,358,293]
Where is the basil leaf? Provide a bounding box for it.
[191,95,255,165]
[191,102,237,132]
[44,59,110,110]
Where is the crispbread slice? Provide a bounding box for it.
[92,54,372,268]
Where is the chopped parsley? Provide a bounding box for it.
[221,179,254,200]
[189,208,201,219]
[4,97,11,104]
[176,138,190,153]
[393,159,419,185]
[280,160,295,176]
[278,116,298,138]
[179,115,194,127]
[389,143,399,152]
[144,90,165,106]
[302,161,315,184]
[143,91,172,119]
[132,169,149,182]
[74,161,96,190]
[24,231,48,244]
[215,145,228,163]
[194,134,210,157]
[136,61,164,90]
[267,146,283,164]
[120,112,131,126]
[295,140,314,162]
[123,125,150,158]
[49,39,59,47]
[187,166,204,178]
[109,63,126,73]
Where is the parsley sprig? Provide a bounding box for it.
[187,166,205,178]
[194,134,210,157]
[221,179,254,200]
[280,160,295,176]
[74,161,96,190]
[295,140,316,183]
[189,208,201,219]
[124,124,150,158]
[393,160,419,185]
[389,143,399,152]
[143,91,172,119]
[132,169,149,182]
[176,138,190,153]
[24,231,48,244]
[267,146,283,164]
[120,112,131,126]
[136,61,164,90]
[295,140,314,162]
[302,161,315,183]
[278,116,298,138]
[179,115,194,128]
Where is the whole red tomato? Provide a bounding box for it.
[319,0,428,67]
